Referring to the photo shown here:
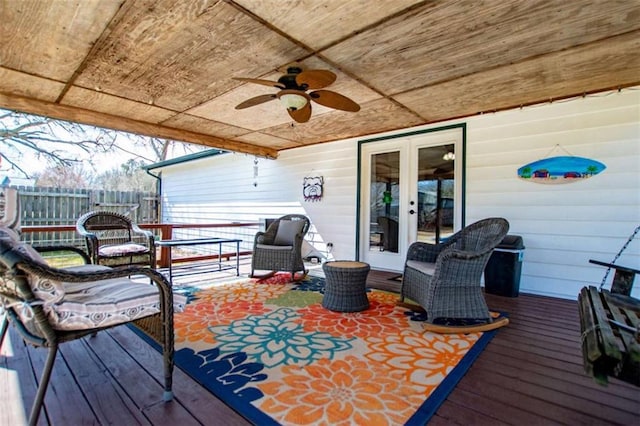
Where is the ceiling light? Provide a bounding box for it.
[278,90,309,111]
[443,152,455,161]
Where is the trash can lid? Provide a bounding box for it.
[497,235,524,250]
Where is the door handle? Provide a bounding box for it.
[409,209,416,215]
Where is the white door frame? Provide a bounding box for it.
[357,125,466,271]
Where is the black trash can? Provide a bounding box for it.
[484,235,525,297]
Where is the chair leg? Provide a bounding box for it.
[250,271,276,280]
[29,344,58,426]
[291,269,308,282]
[162,317,174,402]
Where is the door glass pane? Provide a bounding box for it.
[417,144,455,243]
[370,151,399,253]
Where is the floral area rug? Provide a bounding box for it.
[134,273,499,425]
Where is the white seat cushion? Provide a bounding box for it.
[256,244,293,251]
[45,278,187,330]
[99,243,149,257]
[406,260,436,276]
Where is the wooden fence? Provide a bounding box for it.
[2,185,159,246]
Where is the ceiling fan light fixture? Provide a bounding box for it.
[443,152,455,161]
[277,90,309,111]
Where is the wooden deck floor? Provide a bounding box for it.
[1,265,638,425]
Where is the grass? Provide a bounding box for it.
[41,251,86,268]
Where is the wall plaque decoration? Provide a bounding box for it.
[303,176,324,201]
[518,155,606,184]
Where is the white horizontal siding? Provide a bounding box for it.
[159,141,359,260]
[464,89,640,299]
[158,88,639,299]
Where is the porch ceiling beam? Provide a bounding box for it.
[0,92,279,159]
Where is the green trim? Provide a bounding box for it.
[355,123,467,260]
[461,123,467,228]
[359,123,466,144]
[355,142,363,260]
[143,149,226,170]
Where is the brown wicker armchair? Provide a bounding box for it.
[76,210,156,268]
[0,226,183,425]
[400,217,509,324]
[250,214,310,281]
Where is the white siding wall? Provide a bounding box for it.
[159,140,359,260]
[159,89,639,300]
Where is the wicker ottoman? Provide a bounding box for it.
[322,261,370,312]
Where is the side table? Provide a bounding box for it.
[322,261,370,312]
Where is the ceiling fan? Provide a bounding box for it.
[233,67,360,123]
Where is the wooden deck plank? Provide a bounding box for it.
[25,339,97,425]
[0,331,36,425]
[432,398,513,425]
[475,366,638,424]
[480,349,639,401]
[2,269,639,425]
[58,336,150,425]
[109,326,250,425]
[456,369,614,424]
[85,326,202,425]
[476,356,640,413]
[443,387,553,425]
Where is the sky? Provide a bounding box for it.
[1,110,203,178]
[7,136,151,177]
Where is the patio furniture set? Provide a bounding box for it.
[5,197,633,425]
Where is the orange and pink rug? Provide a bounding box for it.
[137,273,500,425]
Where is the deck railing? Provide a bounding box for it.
[21,222,260,268]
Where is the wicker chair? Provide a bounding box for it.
[0,226,184,426]
[400,217,509,323]
[250,214,310,281]
[76,210,156,268]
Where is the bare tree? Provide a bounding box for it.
[0,109,204,178]
[1,110,116,177]
[93,159,157,192]
[34,163,93,188]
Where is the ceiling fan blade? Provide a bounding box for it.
[233,77,285,89]
[296,70,336,90]
[235,94,277,109]
[309,90,360,112]
[288,102,312,123]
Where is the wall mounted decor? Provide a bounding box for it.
[518,155,606,184]
[303,176,324,201]
[253,157,259,187]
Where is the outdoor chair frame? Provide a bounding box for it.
[0,233,176,426]
[76,210,156,269]
[400,217,509,330]
[250,214,310,282]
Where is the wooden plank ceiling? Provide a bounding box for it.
[1,0,638,159]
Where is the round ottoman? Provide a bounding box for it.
[322,261,370,312]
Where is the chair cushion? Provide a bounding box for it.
[256,244,293,251]
[45,278,187,331]
[406,260,436,276]
[274,220,305,245]
[1,227,66,302]
[27,265,129,306]
[99,243,149,257]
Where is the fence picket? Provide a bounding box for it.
[0,185,159,246]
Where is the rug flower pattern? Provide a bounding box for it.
[172,274,492,426]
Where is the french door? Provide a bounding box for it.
[359,127,464,271]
